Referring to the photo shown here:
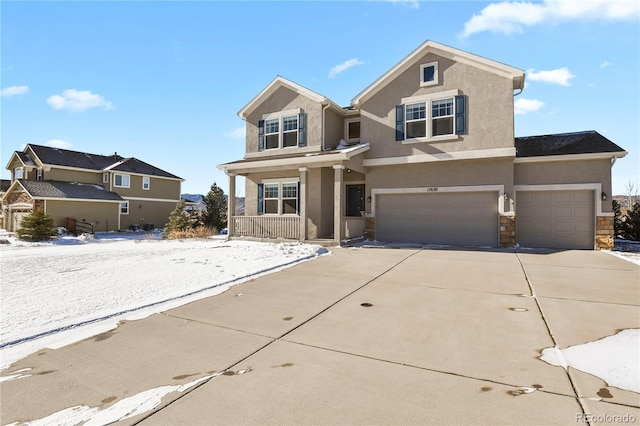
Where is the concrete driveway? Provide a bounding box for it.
[1,246,639,425]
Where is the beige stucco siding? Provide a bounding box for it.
[360,52,515,160]
[366,158,513,214]
[45,168,102,184]
[245,87,323,156]
[514,159,613,212]
[324,108,344,150]
[112,175,181,200]
[119,199,178,230]
[45,200,120,232]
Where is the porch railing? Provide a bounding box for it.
[232,216,300,240]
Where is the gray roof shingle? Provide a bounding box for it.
[19,180,124,201]
[27,145,181,179]
[515,131,625,158]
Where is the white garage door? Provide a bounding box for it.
[516,190,594,250]
[376,191,499,246]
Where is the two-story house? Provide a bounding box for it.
[219,40,626,250]
[2,144,183,233]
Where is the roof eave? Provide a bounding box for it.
[514,151,628,163]
[217,143,370,173]
[238,76,329,120]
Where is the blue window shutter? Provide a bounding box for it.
[257,183,264,215]
[298,113,306,147]
[258,120,265,151]
[455,95,466,135]
[395,105,405,141]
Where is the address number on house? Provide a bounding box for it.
[425,187,439,192]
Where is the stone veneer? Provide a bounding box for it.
[365,217,375,241]
[499,215,516,248]
[595,216,614,250]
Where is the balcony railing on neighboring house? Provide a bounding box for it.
[232,216,300,240]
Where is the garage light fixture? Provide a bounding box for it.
[601,192,607,201]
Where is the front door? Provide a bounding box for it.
[346,184,365,217]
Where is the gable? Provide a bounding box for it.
[352,40,524,107]
[239,76,345,121]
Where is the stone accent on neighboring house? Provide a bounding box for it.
[365,217,375,241]
[499,215,516,248]
[7,191,33,205]
[596,216,614,250]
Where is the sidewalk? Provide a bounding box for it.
[1,247,638,425]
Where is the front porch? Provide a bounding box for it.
[220,144,370,245]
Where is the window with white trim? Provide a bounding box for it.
[396,90,466,142]
[258,181,299,215]
[114,174,130,188]
[345,119,361,143]
[120,201,129,214]
[14,167,24,179]
[420,62,438,87]
[36,168,43,181]
[103,173,109,183]
[258,111,306,151]
[142,176,150,190]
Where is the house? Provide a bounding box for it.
[218,40,626,250]
[2,144,183,233]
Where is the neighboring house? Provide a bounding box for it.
[2,145,183,233]
[218,40,626,250]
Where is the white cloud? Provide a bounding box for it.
[514,98,544,115]
[600,60,613,68]
[227,127,245,139]
[45,139,73,149]
[462,0,639,37]
[328,58,365,78]
[527,67,575,86]
[1,85,29,97]
[385,0,420,9]
[46,89,114,112]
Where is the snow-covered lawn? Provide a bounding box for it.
[0,231,328,369]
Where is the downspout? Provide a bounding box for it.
[322,100,330,151]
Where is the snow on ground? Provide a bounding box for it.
[0,230,328,369]
[540,329,640,394]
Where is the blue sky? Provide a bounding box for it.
[2,0,638,197]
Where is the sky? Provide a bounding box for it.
[1,0,638,197]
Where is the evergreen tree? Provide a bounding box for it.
[621,202,640,241]
[201,182,227,231]
[163,200,196,237]
[612,200,623,237]
[16,209,57,241]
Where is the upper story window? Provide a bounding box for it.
[114,174,130,188]
[258,110,306,151]
[36,168,43,181]
[14,167,24,179]
[420,61,438,87]
[396,90,466,142]
[345,119,361,143]
[142,176,150,190]
[103,173,109,183]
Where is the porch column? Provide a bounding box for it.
[227,172,236,237]
[333,165,345,243]
[299,167,308,241]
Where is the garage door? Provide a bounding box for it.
[376,191,498,246]
[516,190,594,250]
